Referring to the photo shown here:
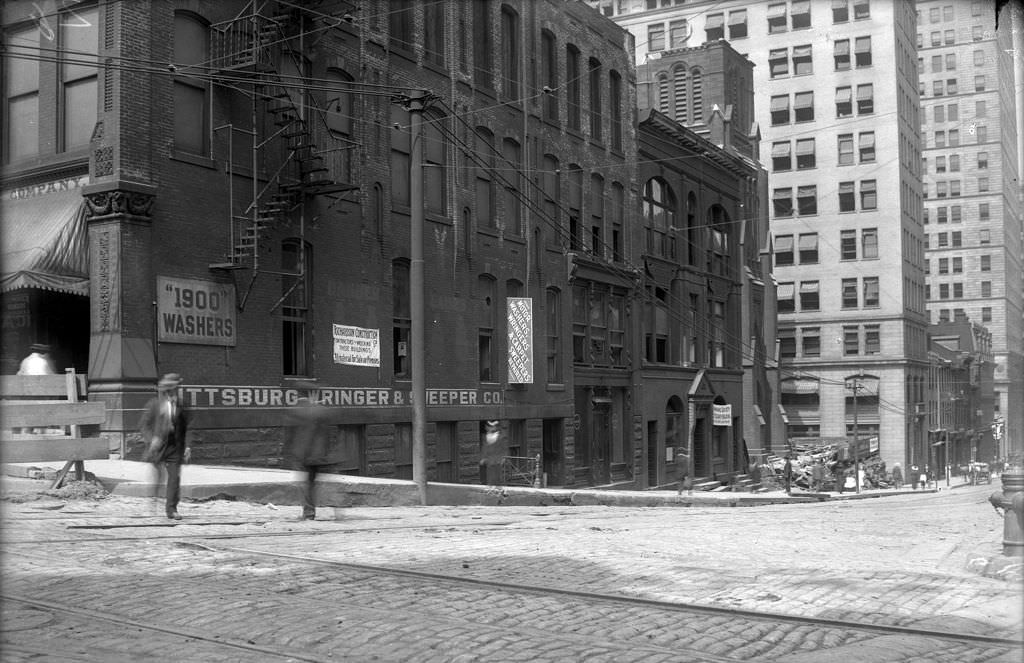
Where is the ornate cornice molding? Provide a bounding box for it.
[82,180,157,220]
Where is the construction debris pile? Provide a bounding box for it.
[755,442,890,492]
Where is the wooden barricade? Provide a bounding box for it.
[1,370,107,488]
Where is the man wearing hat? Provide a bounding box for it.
[284,381,332,520]
[479,420,505,485]
[139,373,191,519]
[17,343,56,376]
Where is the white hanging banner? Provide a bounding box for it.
[713,403,732,426]
[507,297,533,384]
[333,324,380,367]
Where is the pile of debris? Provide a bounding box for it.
[755,442,889,492]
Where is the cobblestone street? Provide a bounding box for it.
[1,481,1021,661]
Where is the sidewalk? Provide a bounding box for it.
[0,459,959,508]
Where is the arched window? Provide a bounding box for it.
[590,174,604,257]
[541,30,559,121]
[473,0,493,88]
[424,111,448,216]
[656,72,670,115]
[390,105,411,206]
[588,57,602,140]
[501,5,520,100]
[424,0,445,66]
[478,275,497,381]
[643,178,677,259]
[323,68,354,181]
[687,192,699,266]
[322,69,353,137]
[475,127,495,229]
[502,137,522,234]
[542,154,560,246]
[282,239,312,376]
[568,164,584,250]
[567,45,581,130]
[174,12,209,154]
[672,65,688,122]
[609,70,623,150]
[62,4,98,151]
[707,204,731,276]
[373,183,384,244]
[691,67,704,123]
[462,206,472,260]
[611,182,624,261]
[546,287,562,384]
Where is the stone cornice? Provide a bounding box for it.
[82,180,157,220]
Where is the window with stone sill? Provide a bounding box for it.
[768,3,787,33]
[705,13,724,41]
[833,0,849,23]
[855,37,872,67]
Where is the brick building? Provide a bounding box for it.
[634,39,773,487]
[1,0,651,487]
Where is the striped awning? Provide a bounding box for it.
[1,183,89,296]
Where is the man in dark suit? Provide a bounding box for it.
[284,381,332,520]
[139,373,191,519]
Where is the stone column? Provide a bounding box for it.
[83,181,158,457]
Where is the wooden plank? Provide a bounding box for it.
[0,401,107,427]
[0,437,109,463]
[0,374,79,398]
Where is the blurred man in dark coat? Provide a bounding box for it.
[139,373,191,519]
[284,381,332,520]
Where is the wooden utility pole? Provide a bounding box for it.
[408,91,427,505]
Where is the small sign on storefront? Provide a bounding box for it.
[713,403,732,426]
[507,297,533,383]
[333,324,380,367]
[157,276,236,346]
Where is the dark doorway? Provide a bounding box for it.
[693,416,708,476]
[542,418,563,486]
[435,422,459,483]
[591,401,611,484]
[647,420,658,487]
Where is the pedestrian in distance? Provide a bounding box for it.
[17,342,57,376]
[835,463,845,494]
[676,448,693,496]
[16,343,59,434]
[910,463,920,490]
[811,460,825,492]
[139,373,191,520]
[479,420,505,485]
[891,462,903,489]
[284,381,333,520]
[783,456,793,495]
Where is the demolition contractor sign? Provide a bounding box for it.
[157,276,236,346]
[180,386,504,409]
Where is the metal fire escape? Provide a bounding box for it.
[207,1,359,309]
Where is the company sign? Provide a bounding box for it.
[179,386,504,409]
[157,276,236,346]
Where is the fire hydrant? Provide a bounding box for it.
[988,468,1024,556]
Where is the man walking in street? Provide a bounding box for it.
[139,373,191,520]
[783,456,793,495]
[676,448,692,496]
[284,381,334,520]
